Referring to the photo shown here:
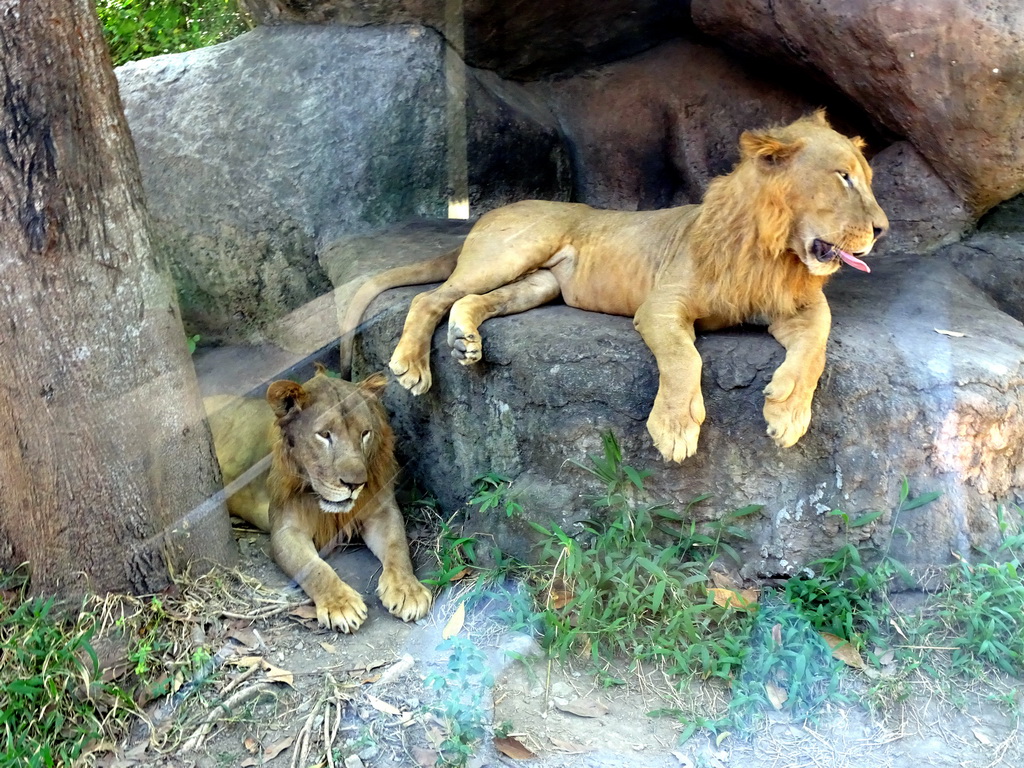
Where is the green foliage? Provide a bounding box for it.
[914,508,1024,677]
[187,333,201,355]
[118,596,170,678]
[528,433,760,680]
[727,598,845,726]
[425,636,494,767]
[425,517,480,588]
[0,582,127,768]
[469,472,523,519]
[96,0,248,67]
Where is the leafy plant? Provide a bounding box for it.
[915,511,1024,677]
[96,0,249,67]
[469,472,523,519]
[424,517,480,588]
[528,433,760,680]
[425,636,494,767]
[0,584,129,768]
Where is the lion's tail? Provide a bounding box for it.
[338,247,460,378]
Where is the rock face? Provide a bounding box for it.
[116,24,569,343]
[237,0,688,79]
[691,0,1024,215]
[534,39,830,210]
[868,143,973,254]
[350,246,1024,578]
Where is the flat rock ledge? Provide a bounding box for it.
[350,250,1024,580]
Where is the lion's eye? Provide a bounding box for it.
[316,430,332,443]
[361,430,371,444]
[837,170,853,188]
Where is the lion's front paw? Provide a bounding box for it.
[377,569,433,622]
[314,582,368,633]
[646,390,705,463]
[763,373,814,448]
[389,351,432,395]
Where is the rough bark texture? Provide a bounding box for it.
[691,0,1024,216]
[0,0,236,596]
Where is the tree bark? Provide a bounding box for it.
[0,0,236,596]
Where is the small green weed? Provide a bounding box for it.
[915,513,1024,677]
[0,579,130,768]
[469,472,523,519]
[425,636,494,767]
[528,433,760,680]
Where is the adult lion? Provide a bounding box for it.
[339,112,888,462]
[206,368,432,632]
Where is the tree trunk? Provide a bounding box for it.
[0,0,237,595]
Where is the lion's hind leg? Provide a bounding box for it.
[448,269,560,365]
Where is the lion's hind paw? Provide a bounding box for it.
[448,323,483,365]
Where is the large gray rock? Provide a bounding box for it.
[869,142,973,254]
[237,0,688,79]
[532,39,821,210]
[691,0,1024,215]
[350,251,1024,578]
[116,24,569,344]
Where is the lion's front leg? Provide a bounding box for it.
[635,298,705,463]
[270,523,368,633]
[361,501,433,622]
[763,292,831,448]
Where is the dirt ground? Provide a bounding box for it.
[103,525,1024,768]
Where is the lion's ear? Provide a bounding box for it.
[810,108,831,127]
[850,135,867,152]
[740,131,806,165]
[358,372,389,399]
[266,380,310,419]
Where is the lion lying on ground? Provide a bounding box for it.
[206,367,432,632]
[339,111,888,462]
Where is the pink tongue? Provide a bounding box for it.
[838,249,871,273]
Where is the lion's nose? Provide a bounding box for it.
[873,224,886,240]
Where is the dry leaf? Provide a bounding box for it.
[771,623,783,647]
[228,627,261,648]
[289,604,318,620]
[820,632,866,669]
[262,736,294,760]
[365,693,403,716]
[549,737,587,753]
[765,682,788,710]
[556,698,609,718]
[878,648,896,666]
[243,737,260,754]
[412,747,439,768]
[494,736,537,759]
[710,570,741,591]
[320,641,337,654]
[709,588,757,610]
[262,660,295,687]
[442,602,466,640]
[239,759,257,767]
[973,728,994,745]
[232,656,264,669]
[547,577,575,610]
[934,329,966,338]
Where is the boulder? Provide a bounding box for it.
[944,206,1024,325]
[350,248,1024,578]
[116,24,569,344]
[532,39,821,210]
[869,142,973,254]
[691,0,1024,216]
[237,0,688,79]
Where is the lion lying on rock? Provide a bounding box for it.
[340,111,888,462]
[206,368,432,632]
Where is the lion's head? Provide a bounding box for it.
[266,368,395,515]
[737,110,889,278]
